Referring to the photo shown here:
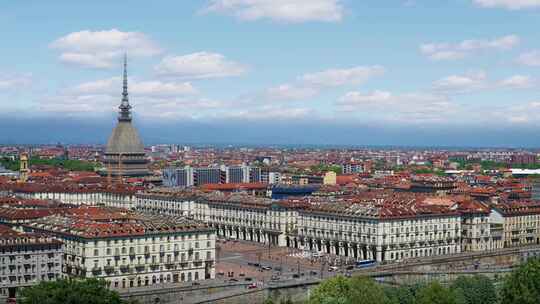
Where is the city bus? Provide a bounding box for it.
[355,259,376,268]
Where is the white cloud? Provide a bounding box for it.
[202,0,344,23]
[338,90,392,105]
[517,50,540,67]
[336,90,456,123]
[432,72,536,93]
[499,75,535,89]
[155,52,248,79]
[50,29,161,68]
[300,66,385,87]
[494,101,540,124]
[66,77,197,97]
[243,65,384,104]
[265,84,318,101]
[420,35,519,61]
[432,71,487,93]
[223,105,316,120]
[473,0,540,10]
[0,73,32,91]
[40,76,201,118]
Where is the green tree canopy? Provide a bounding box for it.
[450,275,497,304]
[309,275,350,304]
[347,276,390,304]
[501,258,540,304]
[309,276,390,304]
[415,281,460,304]
[19,278,127,304]
[384,285,415,304]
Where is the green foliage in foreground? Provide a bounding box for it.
[500,258,540,304]
[19,278,135,304]
[309,261,540,304]
[309,276,390,304]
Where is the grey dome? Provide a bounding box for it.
[105,121,145,154]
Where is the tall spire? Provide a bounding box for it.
[118,53,132,122]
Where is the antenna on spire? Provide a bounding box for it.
[118,53,132,122]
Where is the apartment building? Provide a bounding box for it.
[294,197,462,262]
[0,225,63,301]
[24,212,216,289]
[4,183,138,209]
[490,200,540,248]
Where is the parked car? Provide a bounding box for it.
[244,277,253,281]
[271,275,280,281]
[247,283,258,289]
[261,266,272,271]
[328,266,339,272]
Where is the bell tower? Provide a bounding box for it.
[19,152,29,182]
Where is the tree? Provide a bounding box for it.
[501,258,540,304]
[309,276,350,304]
[309,276,390,304]
[19,278,128,304]
[415,281,459,304]
[384,285,415,304]
[450,275,497,304]
[347,276,390,304]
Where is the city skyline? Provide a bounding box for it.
[2,0,540,146]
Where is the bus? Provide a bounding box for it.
[355,259,376,268]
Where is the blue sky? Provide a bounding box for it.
[1,0,540,146]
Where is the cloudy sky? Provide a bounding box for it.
[2,0,540,146]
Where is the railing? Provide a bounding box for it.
[91,267,102,275]
[120,265,130,273]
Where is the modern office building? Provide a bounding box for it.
[163,167,195,188]
[163,165,261,187]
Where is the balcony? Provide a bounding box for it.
[165,263,175,269]
[120,265,130,273]
[104,266,115,274]
[150,264,159,270]
[91,267,102,275]
[135,265,145,272]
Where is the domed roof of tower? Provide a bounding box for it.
[106,121,145,154]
